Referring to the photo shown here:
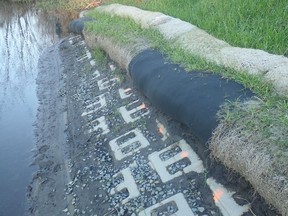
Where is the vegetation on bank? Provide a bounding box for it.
[103,0,288,57]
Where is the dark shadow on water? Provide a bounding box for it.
[0,2,77,216]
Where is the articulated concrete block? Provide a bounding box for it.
[87,116,110,135]
[110,166,140,204]
[118,88,132,99]
[81,94,106,116]
[118,100,149,123]
[97,77,118,91]
[207,178,250,216]
[138,193,194,216]
[109,129,150,160]
[148,140,204,183]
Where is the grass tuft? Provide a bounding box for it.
[92,48,108,68]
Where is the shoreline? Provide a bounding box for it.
[26,40,72,215]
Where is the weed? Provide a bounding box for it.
[92,48,108,68]
[112,68,125,84]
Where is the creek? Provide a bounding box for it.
[0,3,76,215]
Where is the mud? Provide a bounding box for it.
[26,35,280,216]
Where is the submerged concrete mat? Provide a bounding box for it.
[129,50,254,143]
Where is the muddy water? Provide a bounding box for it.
[0,3,76,216]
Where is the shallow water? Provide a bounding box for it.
[0,3,76,215]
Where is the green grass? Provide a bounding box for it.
[92,48,108,68]
[103,0,288,56]
[86,10,288,153]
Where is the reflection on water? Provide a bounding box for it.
[0,2,77,216]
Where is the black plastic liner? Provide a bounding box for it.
[129,49,254,143]
[68,17,94,34]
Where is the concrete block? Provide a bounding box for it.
[207,178,249,216]
[81,94,106,116]
[110,166,140,204]
[148,140,204,183]
[138,193,194,216]
[109,129,150,160]
[118,100,149,123]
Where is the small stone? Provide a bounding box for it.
[198,207,205,213]
[119,208,125,215]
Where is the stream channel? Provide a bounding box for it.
[0,3,76,216]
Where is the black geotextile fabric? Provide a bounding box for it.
[68,17,94,34]
[129,49,255,143]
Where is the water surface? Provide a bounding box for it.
[0,3,75,215]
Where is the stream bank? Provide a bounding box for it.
[27,34,280,216]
